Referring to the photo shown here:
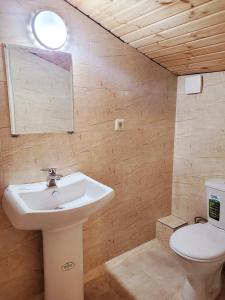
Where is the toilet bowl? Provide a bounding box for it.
[170,222,225,300]
[169,178,225,299]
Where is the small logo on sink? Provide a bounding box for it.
[61,261,75,271]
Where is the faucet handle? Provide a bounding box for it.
[40,168,57,175]
[55,174,63,180]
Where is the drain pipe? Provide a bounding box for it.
[194,216,207,224]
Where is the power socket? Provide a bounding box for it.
[114,119,125,131]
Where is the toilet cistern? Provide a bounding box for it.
[2,172,115,300]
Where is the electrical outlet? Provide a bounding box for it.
[114,119,124,131]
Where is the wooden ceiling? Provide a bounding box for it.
[67,0,225,75]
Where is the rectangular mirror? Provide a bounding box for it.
[4,44,74,135]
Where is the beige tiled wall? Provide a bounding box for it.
[0,0,177,299]
[172,72,225,223]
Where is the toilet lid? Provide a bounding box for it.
[170,223,225,261]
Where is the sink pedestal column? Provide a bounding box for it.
[42,223,84,300]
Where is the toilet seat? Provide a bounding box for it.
[170,222,225,262]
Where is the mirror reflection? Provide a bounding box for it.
[4,44,74,134]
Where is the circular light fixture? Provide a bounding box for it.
[32,10,68,50]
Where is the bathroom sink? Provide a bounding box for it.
[3,171,115,300]
[3,172,114,230]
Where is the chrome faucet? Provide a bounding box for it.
[41,168,63,187]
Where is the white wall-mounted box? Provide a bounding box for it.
[185,75,203,95]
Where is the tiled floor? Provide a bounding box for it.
[84,239,225,300]
[32,239,225,300]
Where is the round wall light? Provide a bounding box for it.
[31,10,68,50]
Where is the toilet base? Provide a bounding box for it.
[180,260,223,300]
[182,277,222,300]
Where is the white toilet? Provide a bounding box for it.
[170,179,225,300]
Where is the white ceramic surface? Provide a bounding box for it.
[172,248,224,300]
[3,172,114,230]
[3,172,114,300]
[170,223,225,262]
[170,179,225,300]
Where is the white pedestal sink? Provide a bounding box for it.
[2,172,114,300]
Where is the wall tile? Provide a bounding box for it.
[172,72,225,223]
[0,0,177,298]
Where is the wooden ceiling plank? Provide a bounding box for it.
[139,21,225,54]
[101,0,163,30]
[66,0,83,6]
[91,0,149,21]
[69,0,113,15]
[157,50,225,68]
[175,64,225,75]
[69,0,225,75]
[134,10,225,50]
[146,29,225,59]
[124,0,225,47]
[111,0,210,37]
[154,42,225,63]
[185,42,225,58]
[170,57,225,72]
[149,52,193,62]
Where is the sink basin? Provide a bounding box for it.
[3,172,114,230]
